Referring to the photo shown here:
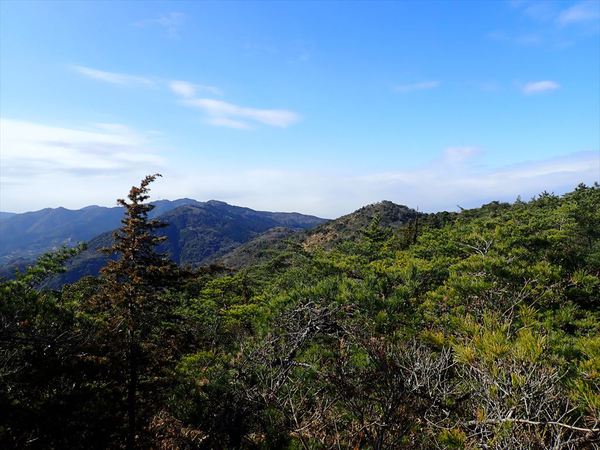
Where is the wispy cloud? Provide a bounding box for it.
[522,2,557,22]
[72,65,298,130]
[1,123,596,217]
[509,0,600,26]
[487,31,544,46]
[73,66,221,97]
[183,98,301,129]
[0,118,163,176]
[522,80,560,94]
[170,79,299,129]
[393,80,440,93]
[134,12,185,38]
[442,147,481,164]
[72,65,155,87]
[493,0,599,48]
[0,118,166,211]
[206,117,252,130]
[169,80,222,98]
[557,0,600,26]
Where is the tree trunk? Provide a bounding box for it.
[127,329,137,449]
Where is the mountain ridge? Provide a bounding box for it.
[28,201,327,287]
[1,198,423,286]
[0,198,325,264]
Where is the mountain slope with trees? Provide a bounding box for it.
[36,201,327,287]
[0,199,202,266]
[1,178,598,449]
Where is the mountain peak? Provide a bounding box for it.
[206,200,230,206]
[303,200,417,250]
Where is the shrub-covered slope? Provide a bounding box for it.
[1,184,598,449]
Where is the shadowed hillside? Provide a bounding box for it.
[41,201,326,287]
[0,199,202,265]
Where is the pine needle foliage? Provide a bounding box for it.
[98,174,178,449]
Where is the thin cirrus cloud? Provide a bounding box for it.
[168,80,222,98]
[442,147,481,164]
[0,118,168,212]
[522,80,561,94]
[487,31,544,47]
[519,1,557,22]
[0,118,164,175]
[492,1,599,48]
[71,65,155,87]
[133,12,185,38]
[168,81,300,129]
[393,80,440,93]
[72,65,300,130]
[510,0,600,26]
[182,98,301,129]
[206,117,253,130]
[557,0,600,26]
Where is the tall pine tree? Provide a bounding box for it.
[99,174,177,449]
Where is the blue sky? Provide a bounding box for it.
[1,0,599,217]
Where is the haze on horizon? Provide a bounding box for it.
[0,0,599,218]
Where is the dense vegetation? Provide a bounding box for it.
[1,178,598,449]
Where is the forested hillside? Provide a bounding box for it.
[0,199,203,266]
[35,201,326,288]
[1,178,598,449]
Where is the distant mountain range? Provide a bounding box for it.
[0,200,328,283]
[0,199,202,265]
[0,198,422,287]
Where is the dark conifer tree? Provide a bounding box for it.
[99,174,177,449]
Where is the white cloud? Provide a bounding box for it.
[557,1,600,26]
[134,12,185,38]
[522,80,560,94]
[206,117,252,130]
[522,2,557,22]
[71,65,297,130]
[72,65,155,87]
[183,98,301,129]
[73,67,222,98]
[0,118,164,170]
[509,0,599,26]
[0,118,166,211]
[161,150,598,218]
[442,147,481,164]
[494,0,599,48]
[169,80,196,98]
[393,81,440,93]
[169,80,222,98]
[1,125,596,218]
